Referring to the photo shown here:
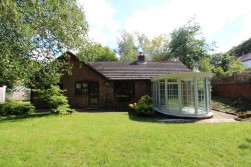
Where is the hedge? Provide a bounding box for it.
[0,102,35,116]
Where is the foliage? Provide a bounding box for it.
[210,53,244,75]
[210,53,233,72]
[225,60,245,75]
[212,66,225,76]
[0,102,35,116]
[150,34,170,61]
[129,103,137,110]
[30,60,66,89]
[0,112,250,166]
[77,42,118,62]
[132,95,155,116]
[115,19,213,67]
[0,0,88,87]
[169,20,213,70]
[243,67,251,73]
[116,31,169,61]
[116,31,138,62]
[35,85,71,114]
[135,33,170,61]
[198,57,213,72]
[212,96,251,114]
[228,37,251,56]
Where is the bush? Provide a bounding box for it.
[129,95,155,116]
[36,85,71,114]
[0,102,35,116]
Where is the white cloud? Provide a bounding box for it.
[124,0,251,52]
[218,14,251,52]
[78,0,121,47]
[79,0,251,52]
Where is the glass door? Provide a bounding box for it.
[166,83,179,113]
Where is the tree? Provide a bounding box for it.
[212,66,224,76]
[150,34,170,61]
[135,32,151,60]
[210,53,244,75]
[116,31,138,62]
[116,31,169,61]
[77,42,118,62]
[169,20,213,70]
[198,57,213,72]
[228,37,251,56]
[210,53,233,72]
[0,0,88,87]
[225,60,245,74]
[36,85,71,114]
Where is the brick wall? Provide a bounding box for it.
[212,73,251,98]
[60,56,151,110]
[213,84,251,97]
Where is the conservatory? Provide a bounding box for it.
[151,72,213,118]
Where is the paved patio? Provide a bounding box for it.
[159,110,237,123]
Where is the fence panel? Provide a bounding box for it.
[0,86,7,103]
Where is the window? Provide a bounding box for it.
[197,79,207,113]
[81,83,88,94]
[75,82,89,94]
[114,81,135,98]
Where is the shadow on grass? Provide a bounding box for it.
[239,138,251,151]
[128,112,161,123]
[0,112,51,123]
[128,111,203,124]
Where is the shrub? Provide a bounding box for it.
[130,95,155,116]
[231,97,251,113]
[36,85,71,114]
[0,102,35,116]
[129,103,137,110]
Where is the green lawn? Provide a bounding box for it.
[0,112,250,167]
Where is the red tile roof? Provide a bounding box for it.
[87,61,190,80]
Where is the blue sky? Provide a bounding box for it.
[79,0,251,53]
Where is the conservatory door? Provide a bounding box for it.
[181,79,195,114]
[166,83,179,113]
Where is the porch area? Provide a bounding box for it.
[151,72,214,118]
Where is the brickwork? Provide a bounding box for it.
[212,84,251,97]
[60,56,151,110]
[212,73,251,98]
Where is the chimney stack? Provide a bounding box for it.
[138,50,145,62]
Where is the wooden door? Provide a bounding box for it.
[88,82,99,107]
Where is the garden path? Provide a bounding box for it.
[159,110,237,123]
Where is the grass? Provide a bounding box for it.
[0,112,250,167]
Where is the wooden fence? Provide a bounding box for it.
[0,86,7,103]
[6,86,31,101]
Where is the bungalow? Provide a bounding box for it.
[58,51,213,118]
[60,51,189,110]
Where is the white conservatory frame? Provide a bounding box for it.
[151,72,213,118]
